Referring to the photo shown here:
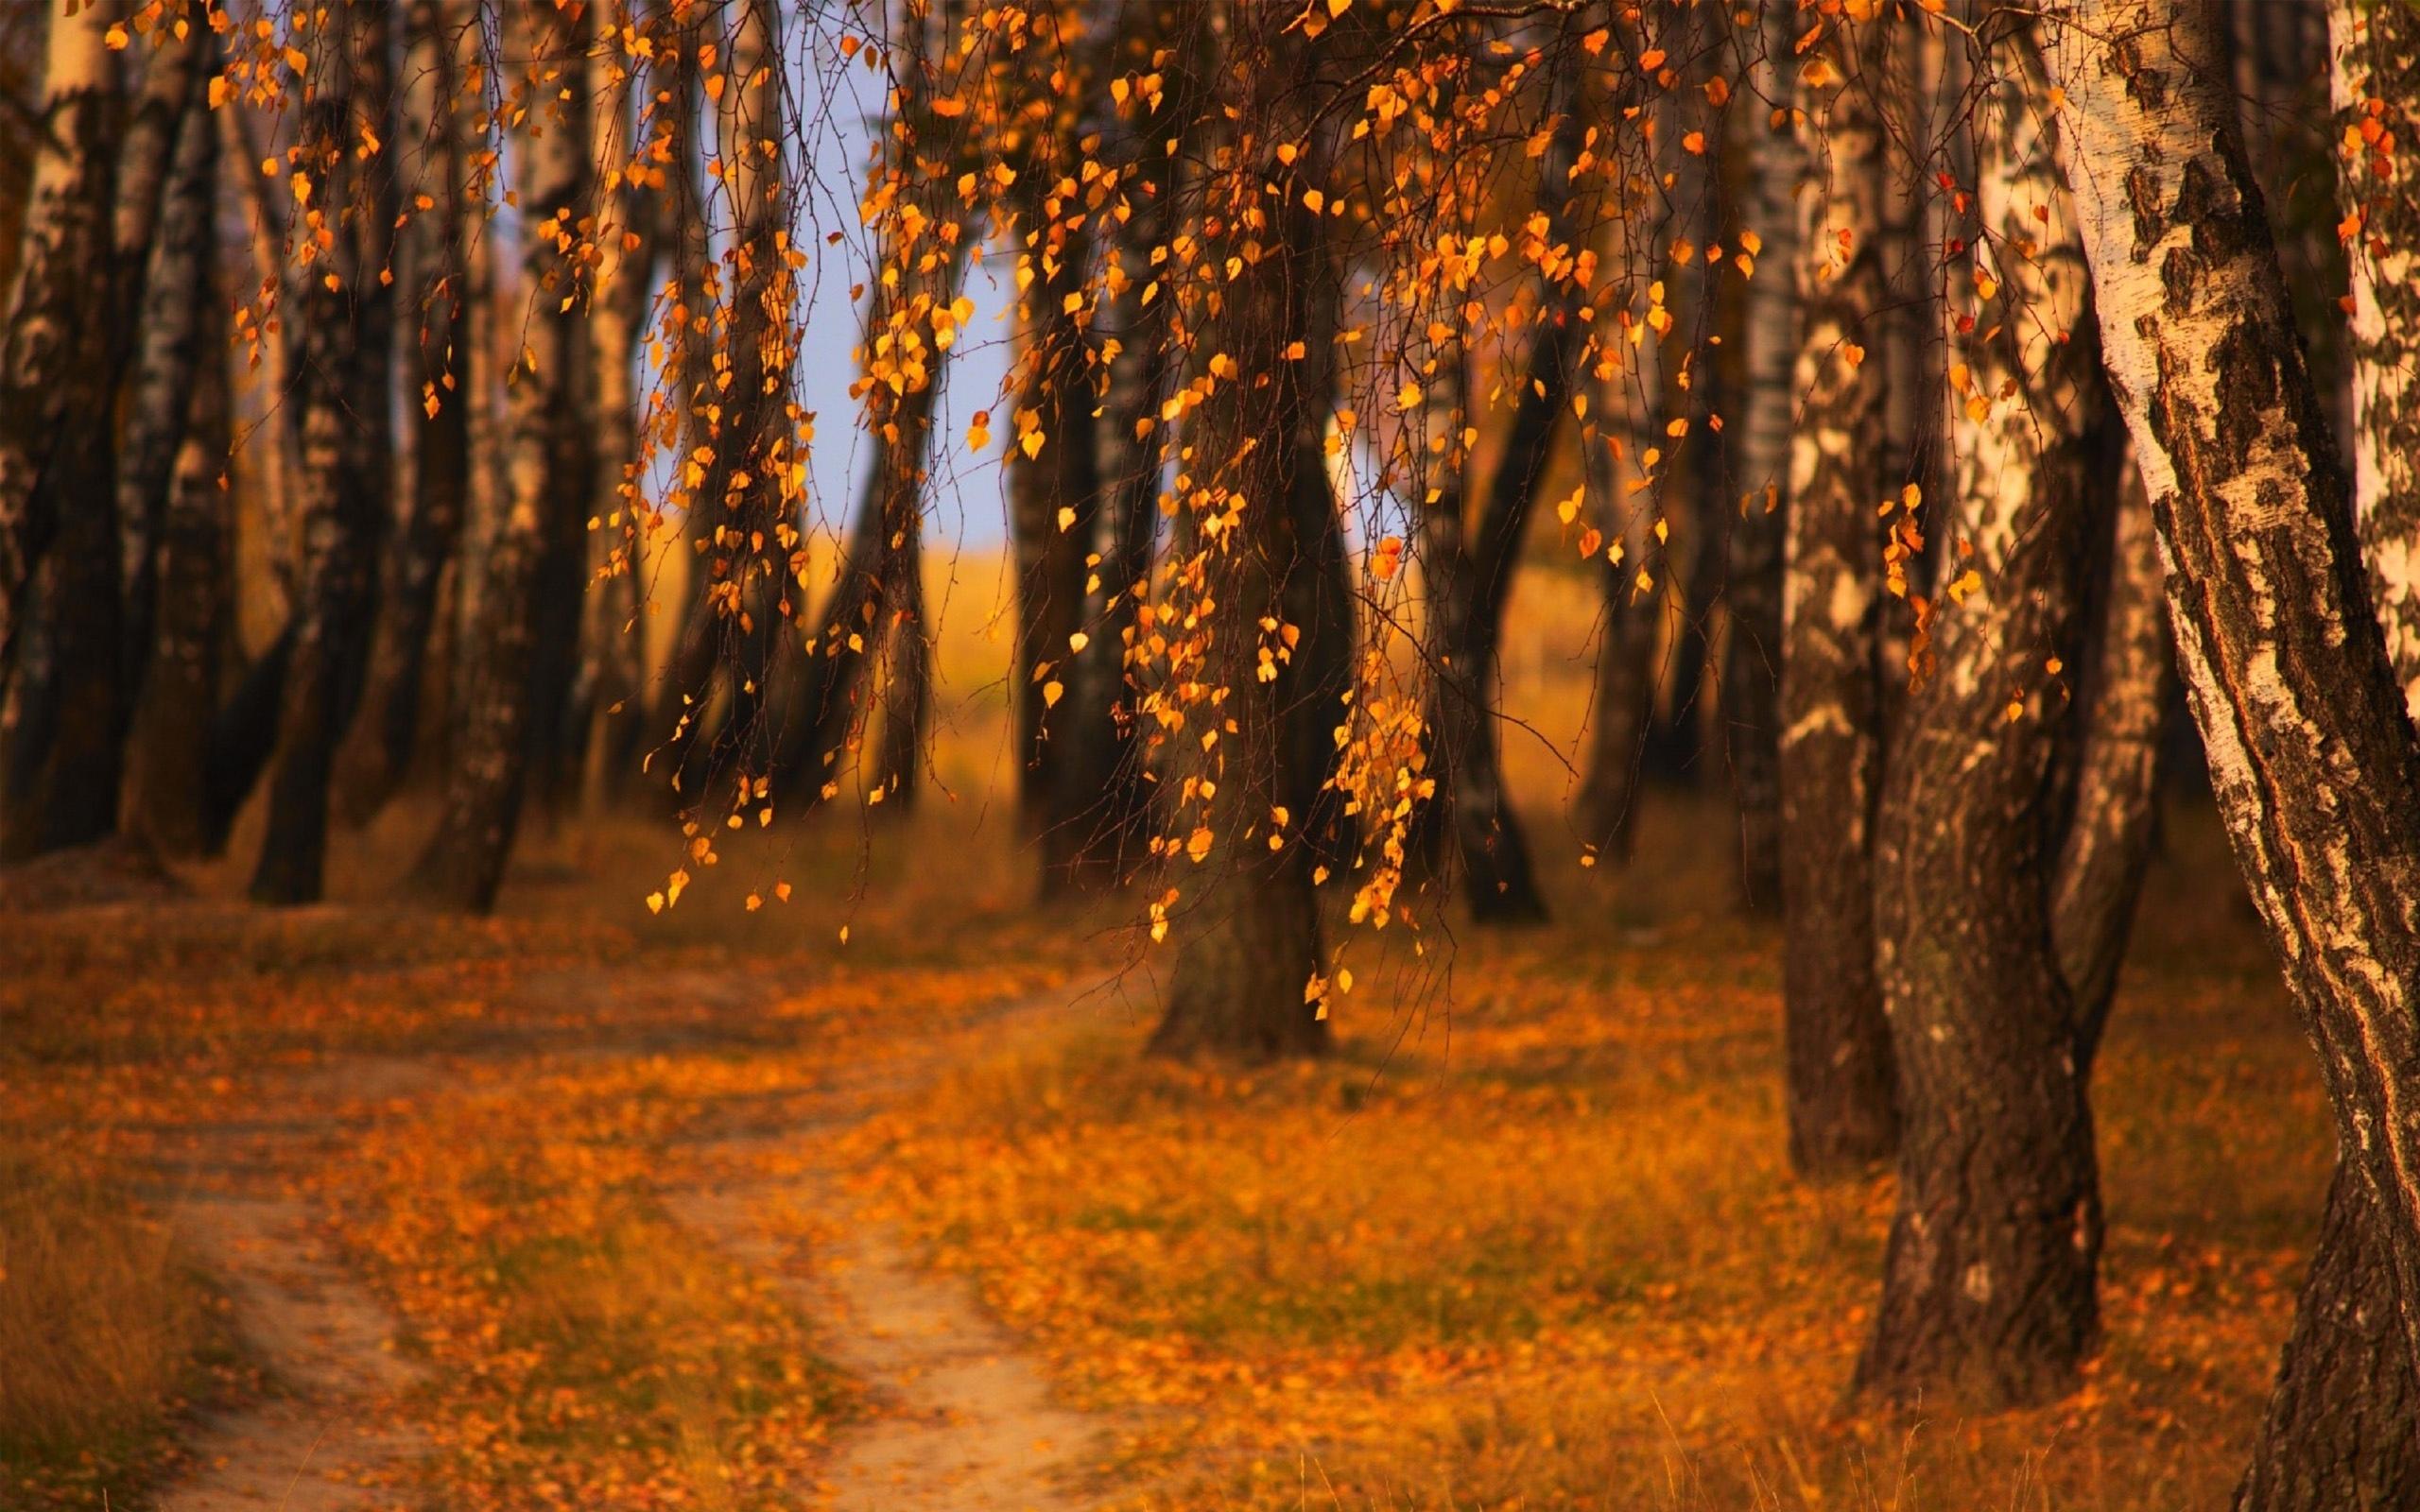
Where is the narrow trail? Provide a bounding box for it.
[666,988,1111,1512]
[149,1070,430,1512]
[139,964,1117,1512]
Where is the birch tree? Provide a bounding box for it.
[411,0,596,911]
[1146,1,1332,1060]
[2042,0,2420,1488]
[1858,17,2111,1405]
[338,0,475,821]
[1779,0,1897,1176]
[251,4,389,903]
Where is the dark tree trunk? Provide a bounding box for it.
[1574,376,1660,867]
[410,0,596,912]
[871,511,929,814]
[0,8,124,856]
[1409,58,1583,924]
[2053,458,2174,1062]
[1413,310,1553,924]
[2047,0,2420,1448]
[764,246,962,812]
[1149,4,1328,1062]
[1280,265,1356,885]
[203,625,295,857]
[763,12,960,816]
[115,33,215,701]
[1723,0,1799,911]
[337,0,471,824]
[123,91,226,860]
[2235,1165,2420,1512]
[1007,202,1105,882]
[669,0,806,815]
[123,228,228,856]
[2225,3,2420,1499]
[1572,27,1676,868]
[1779,2,1896,1177]
[251,9,389,903]
[1857,20,2111,1408]
[1059,217,1177,884]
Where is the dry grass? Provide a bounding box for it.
[0,547,2337,1509]
[0,1147,218,1504]
[844,793,2318,1510]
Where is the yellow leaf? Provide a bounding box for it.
[1021,431,1046,460]
[1043,679,1064,708]
[1186,827,1215,862]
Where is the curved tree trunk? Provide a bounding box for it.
[409,0,596,911]
[2235,1163,2420,1511]
[763,2,961,818]
[1148,5,1328,1063]
[251,8,389,903]
[337,0,472,823]
[1779,1,1896,1177]
[1411,57,1582,923]
[764,244,963,812]
[2045,0,2420,1451]
[1857,20,2111,1407]
[1573,12,1678,867]
[2229,2,2420,1500]
[1575,357,1661,867]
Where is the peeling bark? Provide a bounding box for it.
[2044,0,2420,1438]
[2227,1,2420,1499]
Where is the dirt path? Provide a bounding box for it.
[155,1191,420,1512]
[142,974,1115,1512]
[147,1066,431,1512]
[667,989,1110,1512]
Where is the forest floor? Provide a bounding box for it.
[0,553,2341,1508]
[0,777,2332,1512]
